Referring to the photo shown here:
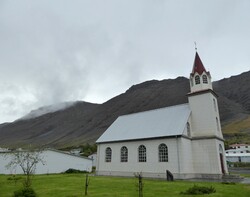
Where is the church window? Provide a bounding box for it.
[138,145,146,162]
[158,143,168,162]
[105,147,112,162]
[120,146,128,162]
[190,78,194,87]
[202,75,208,84]
[195,75,200,84]
[186,122,191,137]
[213,99,217,112]
[216,117,220,131]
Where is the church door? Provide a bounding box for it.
[219,153,225,174]
[219,145,225,174]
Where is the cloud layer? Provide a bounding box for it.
[0,0,250,123]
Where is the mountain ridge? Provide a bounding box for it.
[0,71,250,148]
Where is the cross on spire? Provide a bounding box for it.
[194,41,197,51]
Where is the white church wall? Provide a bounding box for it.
[178,138,194,174]
[96,138,181,178]
[191,139,227,176]
[188,92,222,138]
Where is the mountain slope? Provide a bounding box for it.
[0,71,250,148]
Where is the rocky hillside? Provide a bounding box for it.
[0,71,249,148]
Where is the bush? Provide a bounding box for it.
[13,187,37,197]
[64,168,88,174]
[7,176,23,181]
[180,184,216,195]
[232,162,250,167]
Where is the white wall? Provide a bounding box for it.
[226,153,250,163]
[188,92,222,138]
[96,138,180,178]
[191,139,228,174]
[96,136,227,179]
[0,150,92,174]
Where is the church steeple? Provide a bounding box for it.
[189,52,212,93]
[191,52,208,75]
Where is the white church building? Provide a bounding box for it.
[96,52,228,180]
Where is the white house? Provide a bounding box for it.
[96,52,228,180]
[225,144,250,163]
[226,152,250,163]
[0,149,93,174]
[227,144,250,154]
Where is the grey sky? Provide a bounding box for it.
[0,0,250,123]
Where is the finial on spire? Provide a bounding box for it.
[194,41,197,51]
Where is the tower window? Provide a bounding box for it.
[120,146,128,162]
[216,117,220,132]
[158,143,168,162]
[187,122,191,137]
[190,78,194,87]
[213,99,217,112]
[202,75,208,84]
[195,75,200,84]
[105,147,112,162]
[138,145,146,162]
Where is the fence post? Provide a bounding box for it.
[85,173,89,195]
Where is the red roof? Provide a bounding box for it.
[191,52,207,75]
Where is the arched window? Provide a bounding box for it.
[105,147,112,162]
[190,78,194,87]
[195,75,200,84]
[213,99,217,112]
[158,143,168,162]
[187,122,191,137]
[120,146,128,162]
[138,145,146,162]
[216,117,220,131]
[202,75,208,84]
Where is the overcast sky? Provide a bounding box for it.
[0,0,250,124]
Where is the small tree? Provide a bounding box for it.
[5,149,45,188]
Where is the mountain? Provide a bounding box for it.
[0,71,250,148]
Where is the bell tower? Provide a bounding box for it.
[190,52,213,92]
[188,52,223,138]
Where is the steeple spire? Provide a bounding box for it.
[189,52,212,93]
[191,52,208,76]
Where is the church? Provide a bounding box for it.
[96,52,228,179]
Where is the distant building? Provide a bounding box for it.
[226,152,250,163]
[227,144,250,153]
[0,149,92,174]
[225,143,250,163]
[96,52,228,180]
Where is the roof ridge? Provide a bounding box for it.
[118,103,189,118]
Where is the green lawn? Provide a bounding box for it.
[0,174,249,197]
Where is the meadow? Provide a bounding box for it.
[0,174,249,197]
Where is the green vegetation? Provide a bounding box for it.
[60,143,97,157]
[180,185,216,195]
[0,174,249,197]
[13,187,37,197]
[222,116,250,145]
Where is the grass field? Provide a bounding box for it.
[0,174,250,197]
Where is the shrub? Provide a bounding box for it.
[64,168,88,174]
[180,184,216,195]
[13,187,37,197]
[7,176,23,181]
